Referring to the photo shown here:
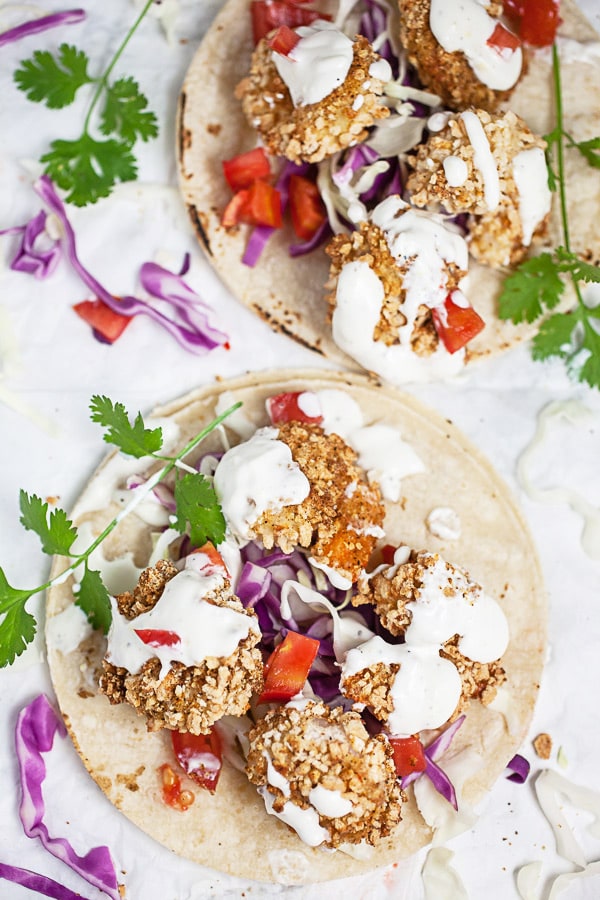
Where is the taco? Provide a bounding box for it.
[177,0,600,383]
[46,369,546,884]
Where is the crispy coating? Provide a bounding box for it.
[398,0,521,112]
[246,700,402,847]
[326,219,464,356]
[99,562,263,734]
[251,421,385,584]
[236,33,389,164]
[348,550,506,718]
[407,108,549,267]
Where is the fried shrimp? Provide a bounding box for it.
[246,700,402,847]
[100,558,264,734]
[407,108,551,267]
[236,23,390,163]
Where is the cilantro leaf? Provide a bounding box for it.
[100,76,159,146]
[76,566,112,633]
[41,134,137,206]
[173,473,226,548]
[555,247,600,283]
[14,44,92,109]
[579,318,600,389]
[0,569,37,667]
[566,134,600,169]
[19,491,78,556]
[89,395,163,458]
[531,312,576,361]
[497,254,565,324]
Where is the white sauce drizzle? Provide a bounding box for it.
[426,506,462,541]
[460,110,500,211]
[443,155,468,187]
[213,426,310,542]
[105,560,258,679]
[341,554,509,734]
[512,147,552,246]
[429,0,522,90]
[517,400,600,560]
[349,422,426,501]
[272,21,354,107]
[308,784,353,818]
[260,787,329,846]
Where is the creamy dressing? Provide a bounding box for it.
[426,506,462,541]
[341,554,509,734]
[213,426,310,542]
[295,391,322,420]
[512,147,552,246]
[46,603,94,654]
[307,557,353,590]
[272,21,354,107]
[443,155,468,187]
[332,260,465,385]
[429,0,522,90]
[349,423,426,502]
[260,787,329,846]
[309,784,353,818]
[105,560,258,679]
[342,636,463,733]
[460,110,500,211]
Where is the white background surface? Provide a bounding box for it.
[0,2,599,898]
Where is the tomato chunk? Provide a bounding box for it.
[171,728,223,794]
[258,631,320,704]
[222,147,271,193]
[266,391,323,425]
[134,628,181,648]
[251,0,328,44]
[486,22,521,54]
[431,293,485,354]
[221,180,283,229]
[158,763,195,810]
[502,0,561,47]
[73,299,131,344]
[389,735,427,778]
[187,542,228,576]
[268,24,301,56]
[380,544,398,565]
[288,174,327,241]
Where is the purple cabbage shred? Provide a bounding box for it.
[0,9,85,47]
[15,694,120,899]
[506,753,531,784]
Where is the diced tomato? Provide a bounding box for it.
[158,763,195,811]
[389,735,427,779]
[431,292,485,354]
[73,299,131,344]
[251,0,329,44]
[268,24,301,55]
[486,22,521,54]
[221,180,283,229]
[187,542,228,576]
[222,147,271,193]
[266,391,323,425]
[381,544,397,565]
[502,0,561,47]
[258,631,320,704]
[134,629,181,648]
[288,174,327,241]
[171,728,223,794]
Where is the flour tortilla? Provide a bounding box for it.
[46,369,546,884]
[177,0,600,370]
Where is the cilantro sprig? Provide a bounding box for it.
[498,44,600,389]
[0,396,239,668]
[13,1,158,206]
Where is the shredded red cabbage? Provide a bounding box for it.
[0,861,94,900]
[30,176,228,353]
[0,9,85,47]
[400,715,465,808]
[1,211,61,279]
[506,753,531,784]
[15,694,120,900]
[424,756,458,810]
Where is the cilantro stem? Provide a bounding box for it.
[82,0,154,134]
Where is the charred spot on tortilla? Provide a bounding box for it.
[187,203,212,255]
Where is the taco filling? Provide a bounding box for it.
[178,0,598,384]
[45,372,546,882]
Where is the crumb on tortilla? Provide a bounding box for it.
[533,732,553,760]
[99,560,264,734]
[349,550,506,715]
[397,0,521,112]
[326,219,464,355]
[407,108,549,267]
[251,420,385,584]
[246,700,402,847]
[236,34,389,164]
